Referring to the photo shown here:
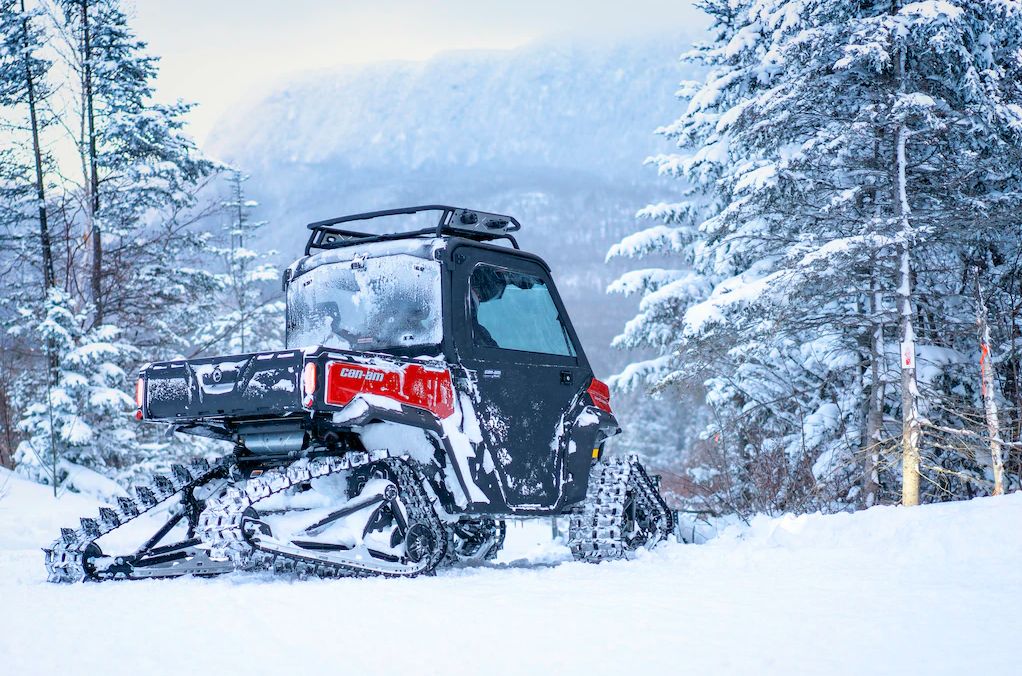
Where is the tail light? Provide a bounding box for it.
[324,361,455,418]
[134,377,145,420]
[302,362,317,407]
[586,378,612,414]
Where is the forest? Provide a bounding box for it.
[611,0,1022,518]
[0,0,280,489]
[2,0,1021,524]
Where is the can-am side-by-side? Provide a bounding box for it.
[45,205,674,582]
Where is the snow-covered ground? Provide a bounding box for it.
[2,467,1020,675]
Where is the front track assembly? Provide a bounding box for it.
[568,455,674,562]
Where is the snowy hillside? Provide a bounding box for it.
[204,34,701,374]
[3,467,1019,675]
[206,36,693,182]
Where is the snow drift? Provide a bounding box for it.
[2,468,1019,675]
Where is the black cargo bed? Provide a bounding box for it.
[143,350,305,421]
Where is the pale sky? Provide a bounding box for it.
[128,0,706,144]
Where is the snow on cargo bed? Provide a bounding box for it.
[1,468,1020,675]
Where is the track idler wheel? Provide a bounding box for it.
[404,523,437,564]
[79,542,105,579]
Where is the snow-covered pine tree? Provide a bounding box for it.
[39,0,239,482]
[610,0,1022,515]
[843,1,1022,502]
[0,0,54,288]
[0,1,294,489]
[1,0,235,487]
[191,170,282,356]
[12,289,141,490]
[0,0,60,474]
[54,0,220,351]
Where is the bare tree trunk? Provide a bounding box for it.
[895,128,921,506]
[0,345,14,469]
[21,0,54,293]
[974,273,1004,495]
[233,172,247,353]
[21,0,60,488]
[81,0,103,325]
[1009,254,1022,459]
[863,273,885,508]
[897,246,921,506]
[894,47,921,506]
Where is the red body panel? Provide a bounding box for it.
[324,361,456,419]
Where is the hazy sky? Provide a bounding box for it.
[129,0,706,143]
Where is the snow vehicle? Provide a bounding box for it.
[44,205,674,582]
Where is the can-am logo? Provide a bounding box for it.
[340,367,385,383]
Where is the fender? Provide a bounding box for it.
[309,350,486,512]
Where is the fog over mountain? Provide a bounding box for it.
[205,33,701,374]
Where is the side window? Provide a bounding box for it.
[469,264,576,357]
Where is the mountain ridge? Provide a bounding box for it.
[203,32,703,373]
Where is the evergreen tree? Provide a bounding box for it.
[13,288,139,488]
[1,0,233,487]
[0,0,55,289]
[192,170,282,356]
[59,0,219,335]
[0,0,60,476]
[611,0,1022,514]
[0,0,295,490]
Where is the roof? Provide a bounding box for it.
[304,205,521,255]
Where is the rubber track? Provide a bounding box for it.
[196,453,448,578]
[567,455,674,562]
[43,458,228,583]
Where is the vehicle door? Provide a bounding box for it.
[450,244,590,511]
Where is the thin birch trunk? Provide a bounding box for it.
[973,273,1004,495]
[897,237,921,507]
[233,173,247,353]
[895,49,921,507]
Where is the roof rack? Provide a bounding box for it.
[304,205,521,256]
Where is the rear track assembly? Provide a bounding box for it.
[198,454,447,578]
[43,458,230,582]
[44,453,448,582]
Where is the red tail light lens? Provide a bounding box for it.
[586,378,612,414]
[324,361,455,419]
[135,377,145,420]
[302,362,317,407]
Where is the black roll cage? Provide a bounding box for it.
[304,205,522,256]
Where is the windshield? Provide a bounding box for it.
[286,254,443,351]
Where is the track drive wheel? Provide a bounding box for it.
[448,518,506,564]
